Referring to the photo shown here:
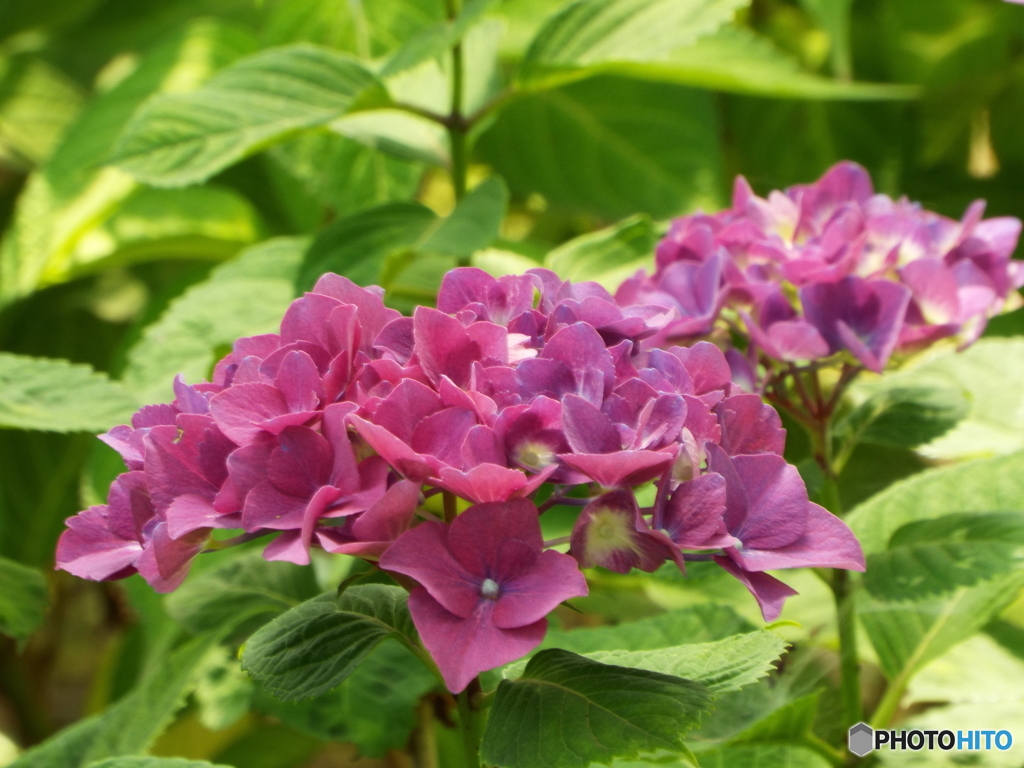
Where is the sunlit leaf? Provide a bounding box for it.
[506,631,787,694]
[122,237,306,405]
[521,0,748,77]
[0,21,256,304]
[546,214,655,291]
[0,56,83,167]
[110,45,384,187]
[865,513,1024,601]
[477,76,723,218]
[0,353,136,432]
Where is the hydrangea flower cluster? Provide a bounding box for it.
[57,268,863,692]
[618,161,1023,375]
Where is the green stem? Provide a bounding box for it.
[832,567,863,728]
[444,0,468,204]
[415,697,439,768]
[449,42,467,201]
[456,681,483,768]
[800,366,863,732]
[443,491,457,524]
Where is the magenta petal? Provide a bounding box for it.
[274,351,323,413]
[714,556,798,622]
[56,506,142,581]
[672,341,732,395]
[731,503,865,572]
[209,383,291,445]
[717,394,786,456]
[562,394,620,454]
[348,416,440,480]
[446,500,544,579]
[411,407,478,467]
[263,531,309,564]
[380,522,480,618]
[559,450,673,488]
[414,306,479,387]
[166,494,229,539]
[661,473,732,549]
[136,523,206,593]
[242,481,307,531]
[439,465,529,504]
[350,480,420,545]
[409,587,546,693]
[493,549,588,629]
[268,427,332,497]
[374,379,442,443]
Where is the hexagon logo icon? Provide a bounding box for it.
[848,722,874,757]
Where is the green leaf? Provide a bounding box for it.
[330,109,449,166]
[418,175,509,258]
[122,236,306,405]
[296,202,437,292]
[0,556,47,641]
[536,603,756,655]
[798,0,853,79]
[696,745,831,768]
[11,632,223,767]
[254,639,437,757]
[476,75,723,219]
[270,129,426,215]
[546,214,655,291]
[876,339,1024,461]
[0,56,83,167]
[521,0,748,77]
[865,513,1024,601]
[849,450,1024,689]
[89,758,230,768]
[860,573,1024,682]
[506,631,786,694]
[296,176,508,294]
[846,450,1024,555]
[111,45,384,187]
[8,716,102,768]
[241,585,420,702]
[481,649,713,768]
[381,0,500,77]
[193,646,254,731]
[0,20,256,304]
[580,632,787,694]
[65,185,262,276]
[836,382,969,454]
[0,353,137,432]
[165,550,320,635]
[83,632,223,763]
[615,26,915,99]
[728,692,820,744]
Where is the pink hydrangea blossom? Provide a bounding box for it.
[619,162,1023,374]
[57,266,864,689]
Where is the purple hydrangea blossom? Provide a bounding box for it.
[619,162,1023,374]
[57,265,864,690]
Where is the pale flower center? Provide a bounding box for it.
[480,578,501,599]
